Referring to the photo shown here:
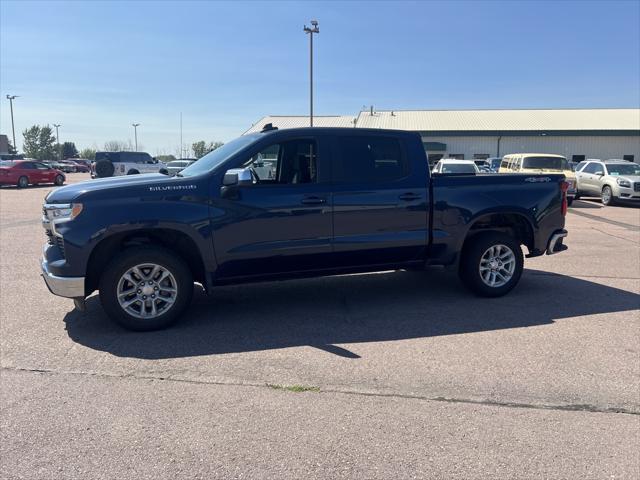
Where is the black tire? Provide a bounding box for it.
[95,160,115,178]
[54,174,65,186]
[567,197,574,207]
[99,246,194,331]
[601,186,616,206]
[17,176,29,188]
[159,168,168,175]
[459,231,524,297]
[127,169,140,175]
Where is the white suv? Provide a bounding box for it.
[575,160,640,205]
[92,151,168,178]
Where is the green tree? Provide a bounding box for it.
[192,140,224,159]
[62,142,79,159]
[79,148,96,160]
[22,125,56,160]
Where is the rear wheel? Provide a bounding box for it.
[127,169,140,175]
[601,186,616,206]
[54,174,64,186]
[99,246,194,331]
[459,232,524,297]
[17,176,28,188]
[567,197,574,207]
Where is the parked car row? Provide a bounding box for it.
[0,160,66,188]
[429,152,636,207]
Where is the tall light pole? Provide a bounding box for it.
[304,20,319,127]
[6,95,18,151]
[132,123,140,151]
[53,124,62,160]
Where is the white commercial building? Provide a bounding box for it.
[246,108,640,165]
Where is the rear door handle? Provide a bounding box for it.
[398,193,422,201]
[301,196,326,205]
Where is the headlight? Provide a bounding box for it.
[617,178,631,188]
[44,203,83,223]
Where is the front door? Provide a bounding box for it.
[330,133,429,267]
[211,137,333,278]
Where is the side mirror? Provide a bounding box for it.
[595,171,604,176]
[222,168,253,187]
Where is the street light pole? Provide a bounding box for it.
[6,95,18,151]
[53,124,62,160]
[304,20,319,127]
[132,123,140,151]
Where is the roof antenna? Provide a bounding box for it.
[261,123,278,132]
[370,105,374,116]
[391,111,395,116]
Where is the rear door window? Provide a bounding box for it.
[334,136,408,183]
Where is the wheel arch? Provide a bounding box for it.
[461,211,535,254]
[85,227,207,294]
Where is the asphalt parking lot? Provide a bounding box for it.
[1,173,639,479]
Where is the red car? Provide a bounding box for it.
[0,160,66,188]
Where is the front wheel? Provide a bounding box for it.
[459,232,524,297]
[601,186,616,206]
[17,176,29,188]
[54,174,65,186]
[99,246,194,331]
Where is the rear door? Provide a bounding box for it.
[212,135,334,278]
[330,132,429,267]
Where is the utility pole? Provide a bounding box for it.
[180,112,183,160]
[6,95,18,151]
[53,124,62,160]
[132,123,140,151]
[303,20,319,127]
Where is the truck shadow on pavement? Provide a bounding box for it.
[64,268,640,359]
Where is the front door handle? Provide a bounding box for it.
[398,192,422,201]
[301,196,326,205]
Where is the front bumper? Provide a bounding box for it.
[614,184,640,201]
[41,257,85,298]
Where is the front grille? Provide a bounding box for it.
[44,225,65,259]
[634,182,640,192]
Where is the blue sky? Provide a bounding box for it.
[1,0,639,155]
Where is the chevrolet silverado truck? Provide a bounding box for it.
[41,127,569,331]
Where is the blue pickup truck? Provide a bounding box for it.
[41,127,569,330]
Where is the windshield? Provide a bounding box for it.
[180,134,260,177]
[522,156,568,170]
[440,163,477,174]
[606,164,640,176]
